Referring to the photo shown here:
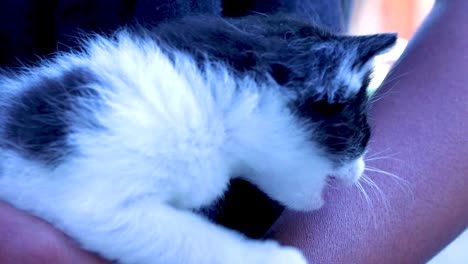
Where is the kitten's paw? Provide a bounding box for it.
[269,245,308,264]
[247,240,308,264]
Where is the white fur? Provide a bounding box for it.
[309,44,374,102]
[332,157,365,186]
[336,49,374,99]
[0,33,362,264]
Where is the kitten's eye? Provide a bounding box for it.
[308,100,345,116]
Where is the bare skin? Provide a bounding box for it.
[270,0,468,263]
[0,201,108,264]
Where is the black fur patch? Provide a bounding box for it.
[148,15,393,164]
[150,15,335,87]
[297,78,372,165]
[4,67,97,164]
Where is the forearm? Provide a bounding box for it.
[270,1,468,263]
[0,201,107,264]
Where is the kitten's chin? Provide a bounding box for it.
[332,157,365,187]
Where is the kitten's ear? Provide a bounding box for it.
[326,33,397,102]
[347,33,398,68]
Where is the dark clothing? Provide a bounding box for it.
[0,0,352,66]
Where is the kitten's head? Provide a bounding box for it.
[282,21,396,186]
[294,35,397,186]
[233,16,397,186]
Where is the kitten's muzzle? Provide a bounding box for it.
[330,157,365,186]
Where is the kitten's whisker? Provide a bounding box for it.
[364,166,413,197]
[364,150,403,168]
[368,71,410,112]
[365,148,398,159]
[361,174,390,212]
[365,155,398,161]
[365,166,403,181]
[369,88,395,104]
[356,180,378,228]
[365,155,402,162]
[369,80,401,105]
[356,181,371,207]
[378,70,413,88]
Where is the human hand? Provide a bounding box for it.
[0,200,109,264]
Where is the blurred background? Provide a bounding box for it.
[349,0,437,95]
[349,0,435,39]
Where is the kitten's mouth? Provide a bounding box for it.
[327,175,337,183]
[327,173,355,187]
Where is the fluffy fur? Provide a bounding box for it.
[0,15,396,264]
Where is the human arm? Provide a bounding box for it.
[0,201,108,264]
[269,0,468,263]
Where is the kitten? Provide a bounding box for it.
[0,15,396,264]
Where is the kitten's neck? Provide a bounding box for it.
[220,84,303,176]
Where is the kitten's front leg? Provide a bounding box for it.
[243,151,330,211]
[58,200,307,264]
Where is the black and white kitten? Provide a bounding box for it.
[0,15,396,264]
